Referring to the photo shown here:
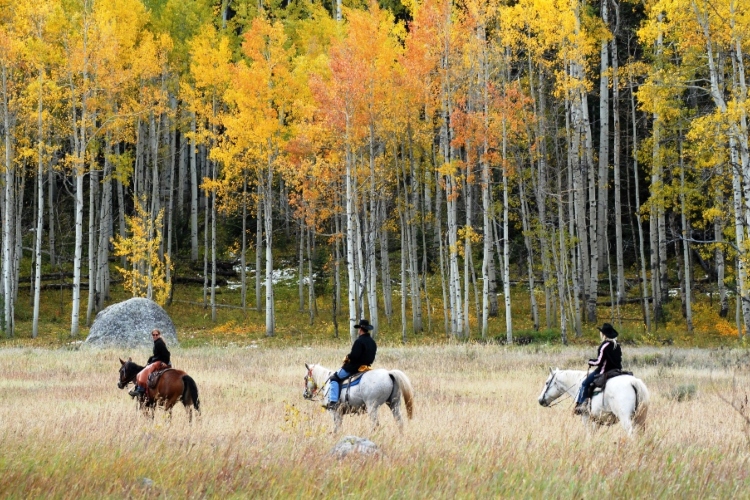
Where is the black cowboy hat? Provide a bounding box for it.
[354,319,374,331]
[598,323,618,339]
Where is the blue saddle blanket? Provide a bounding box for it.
[341,372,365,389]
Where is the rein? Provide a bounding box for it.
[543,372,584,408]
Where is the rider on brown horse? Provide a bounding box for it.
[129,329,171,398]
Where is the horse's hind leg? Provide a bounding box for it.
[164,395,181,421]
[367,403,381,431]
[388,401,404,432]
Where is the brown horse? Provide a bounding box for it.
[118,358,201,422]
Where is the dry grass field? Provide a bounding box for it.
[1,344,749,498]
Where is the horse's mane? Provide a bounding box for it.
[310,363,333,383]
[124,359,145,375]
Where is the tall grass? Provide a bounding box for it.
[1,345,749,498]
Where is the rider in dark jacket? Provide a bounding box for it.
[129,329,172,397]
[148,335,171,365]
[574,323,622,414]
[326,319,377,410]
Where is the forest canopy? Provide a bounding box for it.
[0,0,748,343]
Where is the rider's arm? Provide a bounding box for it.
[588,342,609,367]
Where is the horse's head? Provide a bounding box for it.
[538,367,563,407]
[303,363,318,400]
[117,357,139,389]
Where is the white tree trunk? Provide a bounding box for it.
[298,222,305,311]
[190,113,199,261]
[264,158,275,337]
[86,164,98,326]
[32,70,45,339]
[502,121,512,342]
[596,0,610,274]
[629,71,651,331]
[679,134,693,333]
[241,175,248,313]
[211,158,217,322]
[256,185,263,311]
[1,64,14,336]
[345,139,359,342]
[519,176,539,331]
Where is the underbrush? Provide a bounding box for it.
[1,267,747,350]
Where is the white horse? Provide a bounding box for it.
[303,363,414,432]
[538,368,650,436]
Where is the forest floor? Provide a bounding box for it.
[2,268,745,349]
[1,345,749,498]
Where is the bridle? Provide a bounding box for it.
[303,366,329,401]
[117,363,137,389]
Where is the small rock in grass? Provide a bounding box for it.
[330,435,380,459]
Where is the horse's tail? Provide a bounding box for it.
[389,370,414,419]
[182,375,200,412]
[631,377,650,429]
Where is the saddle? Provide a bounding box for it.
[147,367,173,390]
[335,371,369,408]
[592,369,633,393]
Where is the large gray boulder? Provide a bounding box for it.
[85,298,178,348]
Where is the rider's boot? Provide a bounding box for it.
[129,385,146,398]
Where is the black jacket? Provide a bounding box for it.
[588,339,621,374]
[148,338,171,366]
[342,333,377,373]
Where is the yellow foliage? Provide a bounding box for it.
[111,195,173,306]
[458,225,483,245]
[690,302,739,338]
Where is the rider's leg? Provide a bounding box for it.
[327,369,350,409]
[129,363,158,397]
[574,372,598,413]
[575,371,598,404]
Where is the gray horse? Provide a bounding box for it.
[303,363,414,432]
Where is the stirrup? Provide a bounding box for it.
[129,386,145,398]
[325,401,340,411]
[573,402,589,415]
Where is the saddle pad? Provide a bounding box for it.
[341,372,365,389]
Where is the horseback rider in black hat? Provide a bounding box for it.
[574,323,622,415]
[325,319,377,411]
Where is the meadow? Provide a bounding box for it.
[1,344,749,498]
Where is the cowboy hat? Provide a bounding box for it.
[598,323,618,339]
[353,319,374,331]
